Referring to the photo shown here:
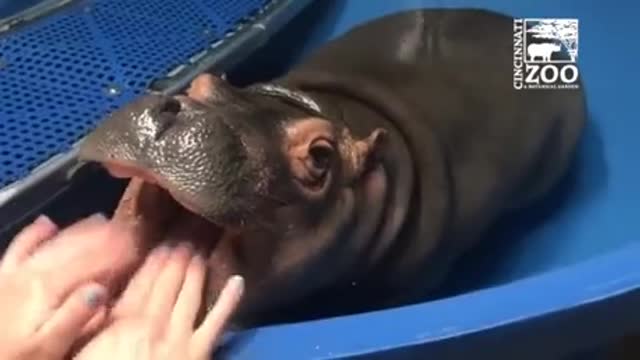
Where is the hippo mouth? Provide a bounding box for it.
[102,161,240,308]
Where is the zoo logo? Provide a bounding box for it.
[513,18,580,90]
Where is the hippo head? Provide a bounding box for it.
[77,73,387,325]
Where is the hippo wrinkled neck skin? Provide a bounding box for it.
[78,8,586,326]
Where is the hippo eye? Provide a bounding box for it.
[307,139,334,178]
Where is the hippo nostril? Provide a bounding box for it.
[148,97,181,141]
[159,98,181,115]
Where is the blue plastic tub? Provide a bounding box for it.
[1,0,639,359]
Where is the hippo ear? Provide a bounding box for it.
[343,128,388,181]
[186,73,226,103]
[358,128,388,167]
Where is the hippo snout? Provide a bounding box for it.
[114,93,185,142]
[78,89,280,226]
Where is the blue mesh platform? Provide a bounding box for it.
[0,0,276,189]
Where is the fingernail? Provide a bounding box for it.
[177,241,194,253]
[34,214,57,229]
[192,253,206,265]
[94,213,108,220]
[227,275,245,296]
[155,244,171,254]
[150,245,171,261]
[89,212,108,222]
[84,285,107,308]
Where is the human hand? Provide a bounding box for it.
[0,214,121,360]
[73,242,244,360]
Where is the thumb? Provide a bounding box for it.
[34,283,109,358]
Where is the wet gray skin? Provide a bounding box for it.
[78,73,387,326]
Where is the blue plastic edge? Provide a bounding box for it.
[0,0,317,236]
[225,241,640,359]
[0,0,72,30]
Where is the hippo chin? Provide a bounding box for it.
[77,8,586,327]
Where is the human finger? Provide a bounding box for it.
[25,213,108,271]
[78,305,108,339]
[191,275,244,358]
[169,254,207,336]
[68,306,109,357]
[28,214,143,309]
[0,215,58,273]
[33,282,108,359]
[144,243,193,328]
[111,244,171,317]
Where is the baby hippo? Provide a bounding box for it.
[77,8,586,326]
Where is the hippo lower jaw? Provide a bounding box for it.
[105,164,240,310]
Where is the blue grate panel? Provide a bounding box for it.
[0,0,272,189]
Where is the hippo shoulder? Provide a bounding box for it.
[285,8,514,78]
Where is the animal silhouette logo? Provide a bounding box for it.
[513,18,580,90]
[524,19,578,63]
[527,42,562,62]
